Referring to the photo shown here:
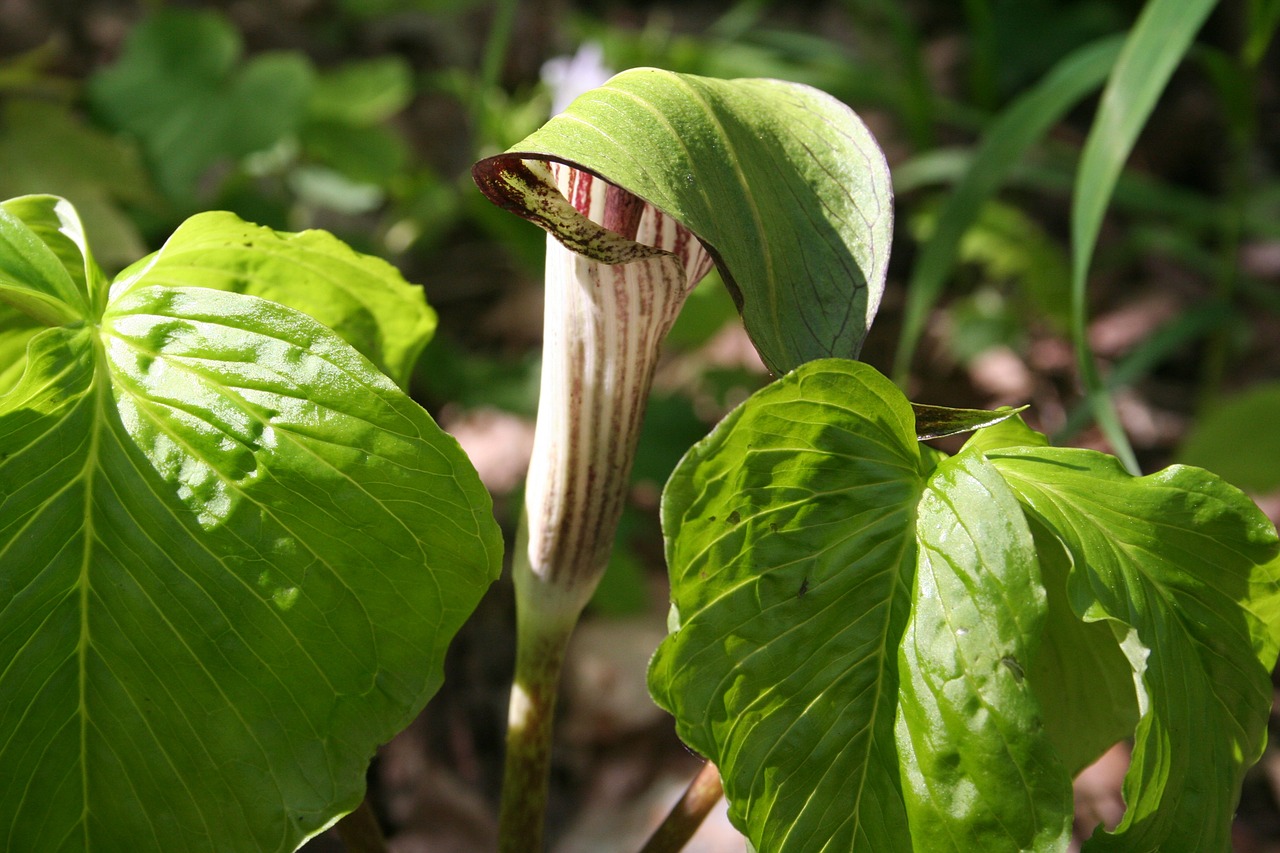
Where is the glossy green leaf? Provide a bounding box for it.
[0,195,108,393]
[0,195,98,326]
[0,302,38,394]
[897,448,1072,852]
[0,201,502,851]
[1020,516,1139,775]
[962,419,1139,775]
[961,411,1051,453]
[654,363,1280,852]
[893,35,1122,382]
[87,9,314,201]
[474,68,893,374]
[113,212,435,389]
[988,449,1280,851]
[1070,0,1216,473]
[1177,382,1280,493]
[650,359,921,851]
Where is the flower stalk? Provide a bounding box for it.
[476,157,712,848]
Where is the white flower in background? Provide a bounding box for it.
[540,42,613,116]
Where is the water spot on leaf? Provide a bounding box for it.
[271,537,298,557]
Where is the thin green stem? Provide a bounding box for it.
[497,556,578,853]
[334,796,388,853]
[637,761,725,853]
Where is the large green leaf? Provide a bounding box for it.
[0,195,96,325]
[0,302,39,394]
[988,449,1280,851]
[962,419,1139,775]
[0,198,502,851]
[87,9,314,202]
[650,359,921,850]
[113,212,436,389]
[653,361,1280,852]
[474,68,893,375]
[897,448,1072,852]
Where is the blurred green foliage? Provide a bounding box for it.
[2,0,1278,585]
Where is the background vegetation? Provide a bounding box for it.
[3,0,1279,849]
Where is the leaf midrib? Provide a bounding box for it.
[77,331,110,848]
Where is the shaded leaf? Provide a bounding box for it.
[1021,517,1139,775]
[307,57,414,125]
[0,302,39,394]
[963,421,1139,774]
[475,68,893,374]
[0,100,152,269]
[1177,382,1280,493]
[911,402,1026,441]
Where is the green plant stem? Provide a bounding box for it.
[637,761,725,853]
[334,797,388,853]
[497,565,578,853]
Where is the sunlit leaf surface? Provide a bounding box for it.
[897,448,1072,852]
[0,196,502,852]
[989,448,1280,852]
[651,359,922,851]
[114,212,436,389]
[652,359,1280,853]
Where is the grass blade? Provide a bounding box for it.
[893,35,1123,384]
[1069,0,1217,474]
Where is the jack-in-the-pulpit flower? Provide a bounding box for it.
[473,156,715,850]
[472,69,894,850]
[479,157,713,621]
